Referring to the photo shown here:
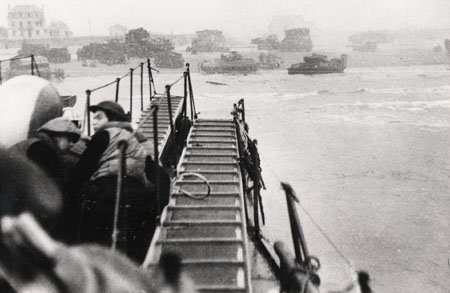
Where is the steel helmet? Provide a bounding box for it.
[0,75,63,148]
[89,101,128,121]
[38,117,81,142]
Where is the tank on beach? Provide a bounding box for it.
[199,51,259,74]
[288,54,348,75]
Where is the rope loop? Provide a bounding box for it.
[171,172,211,200]
[305,255,321,272]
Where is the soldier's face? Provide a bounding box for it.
[92,110,109,132]
[54,135,73,152]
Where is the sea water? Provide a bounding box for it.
[55,65,450,292]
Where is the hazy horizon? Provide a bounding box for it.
[1,0,449,40]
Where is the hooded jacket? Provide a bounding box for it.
[90,122,147,184]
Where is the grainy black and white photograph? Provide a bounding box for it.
[0,0,449,292]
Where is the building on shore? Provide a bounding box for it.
[6,4,73,40]
[7,4,46,39]
[47,20,73,38]
[0,27,8,39]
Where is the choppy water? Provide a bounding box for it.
[55,65,450,292]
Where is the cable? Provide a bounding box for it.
[171,172,211,200]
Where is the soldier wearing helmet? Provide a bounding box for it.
[10,117,81,186]
[70,100,152,263]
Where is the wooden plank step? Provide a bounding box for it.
[188,142,236,148]
[197,286,247,293]
[181,164,238,172]
[185,148,237,155]
[189,138,236,143]
[190,134,236,138]
[173,183,239,194]
[162,220,241,225]
[171,193,239,206]
[168,208,240,221]
[178,264,246,287]
[156,243,243,261]
[175,172,238,181]
[192,129,236,133]
[161,224,241,239]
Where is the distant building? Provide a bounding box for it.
[47,20,73,38]
[7,4,46,39]
[0,27,8,39]
[109,24,127,38]
[269,15,315,39]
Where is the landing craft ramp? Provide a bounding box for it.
[138,95,183,160]
[144,119,253,293]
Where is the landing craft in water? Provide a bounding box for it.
[288,54,348,75]
[199,51,259,74]
[0,56,371,292]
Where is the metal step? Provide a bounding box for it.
[145,118,252,292]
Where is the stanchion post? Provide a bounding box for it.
[31,55,34,76]
[147,59,152,101]
[140,62,144,111]
[183,71,188,119]
[129,68,134,121]
[86,90,91,136]
[115,78,120,103]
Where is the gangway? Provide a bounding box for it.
[138,95,184,161]
[144,118,253,293]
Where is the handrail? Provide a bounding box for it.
[165,85,176,166]
[0,55,41,84]
[140,62,144,111]
[129,68,134,120]
[84,59,156,134]
[186,63,198,120]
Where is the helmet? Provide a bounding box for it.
[89,101,128,122]
[0,76,62,148]
[38,117,81,142]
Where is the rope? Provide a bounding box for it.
[0,55,32,62]
[168,73,184,88]
[87,60,145,93]
[258,150,357,273]
[171,172,211,200]
[90,78,118,93]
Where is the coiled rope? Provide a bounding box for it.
[171,172,211,200]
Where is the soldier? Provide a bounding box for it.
[70,101,154,263]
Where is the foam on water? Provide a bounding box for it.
[47,64,450,292]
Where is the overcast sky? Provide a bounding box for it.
[1,0,449,37]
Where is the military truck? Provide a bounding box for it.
[18,43,71,64]
[251,35,280,51]
[6,55,65,80]
[154,52,184,69]
[77,40,127,66]
[279,28,313,52]
[258,53,282,70]
[46,48,71,63]
[199,51,258,74]
[288,54,347,75]
[187,30,229,53]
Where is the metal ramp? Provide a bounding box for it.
[145,119,252,293]
[138,95,184,159]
